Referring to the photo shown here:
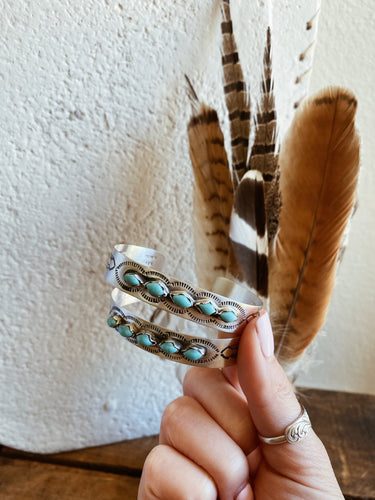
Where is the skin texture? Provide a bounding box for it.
[138,313,344,500]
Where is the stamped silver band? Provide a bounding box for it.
[105,245,262,333]
[108,289,243,368]
[258,405,312,445]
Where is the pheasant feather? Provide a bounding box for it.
[187,1,276,298]
[269,87,360,373]
[186,3,360,379]
[248,27,280,244]
[221,0,251,187]
[227,26,279,299]
[228,169,268,298]
[187,98,234,290]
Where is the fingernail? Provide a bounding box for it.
[256,312,274,358]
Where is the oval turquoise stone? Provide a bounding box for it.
[171,293,193,308]
[117,324,133,338]
[182,346,206,361]
[220,310,238,323]
[136,333,155,347]
[159,341,181,354]
[124,273,142,286]
[197,301,217,316]
[107,316,118,328]
[146,281,166,297]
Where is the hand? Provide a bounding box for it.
[138,312,344,499]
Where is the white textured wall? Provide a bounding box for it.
[1,0,372,454]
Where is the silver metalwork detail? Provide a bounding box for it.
[108,289,242,368]
[105,245,262,333]
[258,405,312,445]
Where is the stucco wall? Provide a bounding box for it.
[1,0,373,454]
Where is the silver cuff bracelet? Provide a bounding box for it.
[105,244,262,334]
[107,289,245,368]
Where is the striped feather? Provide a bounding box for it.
[248,27,280,244]
[221,0,251,187]
[187,100,234,290]
[228,170,268,299]
[226,27,279,299]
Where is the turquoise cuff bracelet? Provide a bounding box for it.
[105,244,262,334]
[108,289,244,368]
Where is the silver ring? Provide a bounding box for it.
[107,289,242,368]
[258,405,312,445]
[105,244,262,333]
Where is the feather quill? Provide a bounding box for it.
[187,90,234,290]
[269,87,360,372]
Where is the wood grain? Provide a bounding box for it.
[299,389,375,499]
[0,457,140,500]
[1,435,158,476]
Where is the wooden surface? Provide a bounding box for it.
[0,457,140,500]
[300,389,375,500]
[0,389,374,499]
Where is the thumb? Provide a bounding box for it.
[237,312,302,440]
[238,313,343,496]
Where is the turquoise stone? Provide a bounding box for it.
[146,281,167,297]
[117,324,133,338]
[182,345,206,361]
[107,316,118,328]
[197,301,217,316]
[220,309,238,323]
[136,333,155,347]
[124,273,142,286]
[171,293,193,309]
[159,340,181,354]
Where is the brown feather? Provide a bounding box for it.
[226,28,278,299]
[221,0,251,187]
[269,87,360,372]
[248,27,280,245]
[188,104,234,289]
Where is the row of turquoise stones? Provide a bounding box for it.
[107,315,207,362]
[123,271,238,324]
